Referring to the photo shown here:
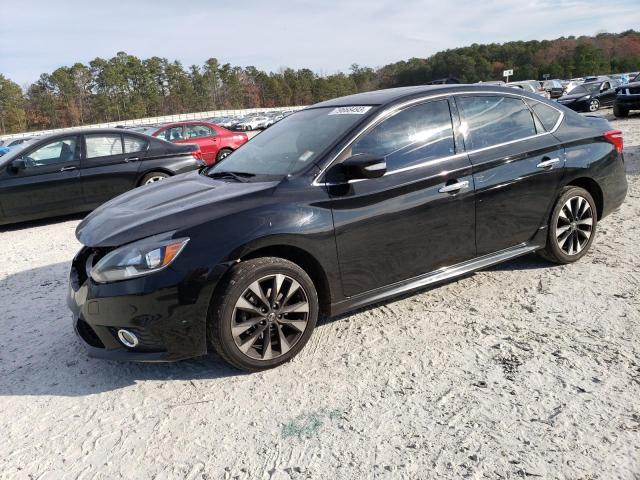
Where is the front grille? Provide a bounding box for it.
[76,319,105,348]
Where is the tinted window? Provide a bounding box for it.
[86,134,123,158]
[123,135,148,153]
[186,124,215,139]
[458,96,537,149]
[525,99,561,132]
[351,100,455,172]
[25,137,77,167]
[159,126,184,141]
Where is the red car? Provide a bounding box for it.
[136,121,248,165]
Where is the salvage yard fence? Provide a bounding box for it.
[0,106,308,142]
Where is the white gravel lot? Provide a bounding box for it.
[1,114,639,480]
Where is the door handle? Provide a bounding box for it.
[124,157,140,162]
[536,157,560,169]
[60,166,77,172]
[439,180,469,193]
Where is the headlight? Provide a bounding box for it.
[90,234,189,283]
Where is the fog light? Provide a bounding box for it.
[117,329,139,348]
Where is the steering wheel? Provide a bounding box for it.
[23,156,37,168]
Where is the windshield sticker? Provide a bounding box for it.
[328,106,372,115]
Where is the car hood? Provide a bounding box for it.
[76,171,279,247]
[559,92,591,101]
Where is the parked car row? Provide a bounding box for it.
[209,110,295,131]
[480,72,638,113]
[130,121,248,165]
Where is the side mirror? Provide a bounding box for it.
[8,158,26,172]
[341,153,387,180]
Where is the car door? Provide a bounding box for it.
[80,133,147,206]
[455,94,565,255]
[0,135,83,221]
[598,81,617,106]
[326,98,476,297]
[184,123,219,163]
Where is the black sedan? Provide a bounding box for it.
[69,85,627,371]
[557,80,618,112]
[0,129,204,226]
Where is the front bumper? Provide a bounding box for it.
[67,247,227,362]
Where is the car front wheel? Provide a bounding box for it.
[588,98,600,112]
[539,186,597,264]
[208,257,319,371]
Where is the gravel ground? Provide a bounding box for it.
[1,113,639,480]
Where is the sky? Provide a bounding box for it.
[1,0,639,87]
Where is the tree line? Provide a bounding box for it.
[1,30,638,135]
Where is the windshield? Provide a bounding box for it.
[568,85,589,95]
[206,106,373,177]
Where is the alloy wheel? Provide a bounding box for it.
[589,99,599,112]
[219,150,231,160]
[145,175,166,184]
[555,195,593,256]
[231,274,310,361]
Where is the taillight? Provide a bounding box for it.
[604,130,623,153]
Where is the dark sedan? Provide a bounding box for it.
[557,80,618,112]
[0,128,204,225]
[69,85,626,371]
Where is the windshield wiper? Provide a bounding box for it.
[208,171,255,183]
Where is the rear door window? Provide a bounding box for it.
[457,96,537,149]
[351,99,456,172]
[85,134,123,158]
[123,135,148,153]
[186,124,216,139]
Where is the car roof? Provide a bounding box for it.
[311,84,539,108]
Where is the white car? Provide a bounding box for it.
[236,116,270,131]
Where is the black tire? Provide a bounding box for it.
[208,257,319,371]
[613,103,629,118]
[588,98,600,112]
[538,186,597,264]
[216,148,233,162]
[140,171,169,186]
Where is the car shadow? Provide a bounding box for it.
[0,261,247,398]
[0,251,567,398]
[321,252,557,327]
[0,212,88,233]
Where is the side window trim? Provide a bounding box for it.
[312,90,564,186]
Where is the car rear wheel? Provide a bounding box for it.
[538,186,597,264]
[613,104,629,118]
[216,148,233,162]
[208,257,319,371]
[140,171,169,185]
[588,98,600,112]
